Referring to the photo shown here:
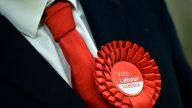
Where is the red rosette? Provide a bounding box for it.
[95,40,161,108]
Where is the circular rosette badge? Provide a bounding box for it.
[111,61,144,96]
[95,41,161,108]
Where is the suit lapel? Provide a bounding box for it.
[79,0,170,50]
[79,0,128,48]
[0,15,87,108]
[79,0,184,108]
[0,0,185,107]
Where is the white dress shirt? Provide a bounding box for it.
[0,0,98,86]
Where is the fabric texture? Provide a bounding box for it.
[43,1,110,108]
[0,0,97,86]
[0,0,191,108]
[80,0,192,107]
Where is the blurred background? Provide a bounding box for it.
[165,0,192,67]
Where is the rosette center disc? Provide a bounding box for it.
[111,61,144,96]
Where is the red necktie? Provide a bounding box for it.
[43,1,110,108]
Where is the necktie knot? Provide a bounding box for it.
[43,1,76,41]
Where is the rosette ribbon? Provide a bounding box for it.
[95,41,161,108]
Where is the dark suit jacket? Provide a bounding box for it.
[0,0,191,108]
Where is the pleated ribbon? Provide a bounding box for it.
[95,40,161,108]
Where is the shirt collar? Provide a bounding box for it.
[0,0,77,38]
